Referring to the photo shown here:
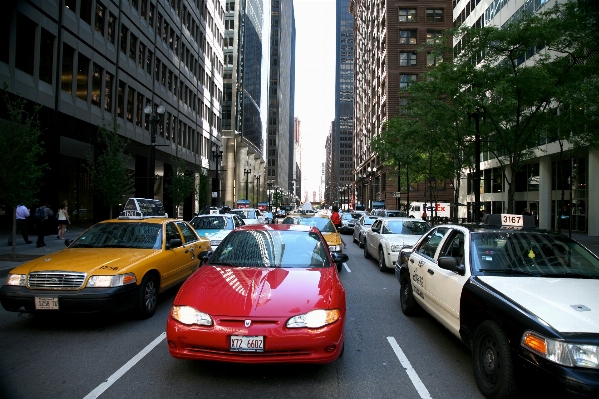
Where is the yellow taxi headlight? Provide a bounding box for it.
[87,273,137,287]
[6,274,26,286]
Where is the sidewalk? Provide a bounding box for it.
[0,226,88,273]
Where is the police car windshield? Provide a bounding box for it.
[471,232,599,278]
[70,222,163,249]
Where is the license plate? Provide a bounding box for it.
[35,297,59,310]
[230,335,264,352]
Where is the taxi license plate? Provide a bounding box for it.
[35,297,59,310]
[230,335,264,352]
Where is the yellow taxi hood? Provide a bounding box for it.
[8,248,159,275]
[322,231,341,245]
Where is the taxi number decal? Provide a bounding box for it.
[412,273,424,287]
[99,265,119,270]
[414,286,425,299]
[501,214,523,226]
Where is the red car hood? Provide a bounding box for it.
[176,266,336,317]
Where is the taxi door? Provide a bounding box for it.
[162,222,195,288]
[423,229,470,338]
[175,221,207,275]
[408,227,450,315]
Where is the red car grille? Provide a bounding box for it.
[186,346,311,358]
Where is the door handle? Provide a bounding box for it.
[427,269,434,275]
[410,259,414,263]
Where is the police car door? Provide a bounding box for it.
[408,227,450,314]
[424,229,470,337]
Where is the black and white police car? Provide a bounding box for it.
[395,214,599,398]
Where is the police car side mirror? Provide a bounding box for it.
[167,238,183,249]
[438,256,465,275]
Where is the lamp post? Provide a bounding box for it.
[367,166,375,210]
[143,104,166,198]
[267,181,273,212]
[243,164,251,201]
[211,144,223,207]
[253,174,261,207]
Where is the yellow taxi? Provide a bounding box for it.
[0,198,210,319]
[281,213,344,271]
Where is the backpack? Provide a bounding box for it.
[35,207,46,221]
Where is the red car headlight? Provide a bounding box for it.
[286,309,341,328]
[171,305,213,326]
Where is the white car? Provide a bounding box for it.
[229,208,265,225]
[189,213,245,250]
[363,217,431,271]
[353,214,379,247]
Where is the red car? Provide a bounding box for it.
[166,223,348,364]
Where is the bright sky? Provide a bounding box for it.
[293,0,336,202]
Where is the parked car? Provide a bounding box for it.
[166,223,348,364]
[189,213,245,250]
[396,214,599,398]
[229,208,266,225]
[353,214,379,248]
[263,211,275,224]
[373,209,408,218]
[337,212,358,234]
[363,217,430,272]
[0,198,211,319]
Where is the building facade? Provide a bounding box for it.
[1,0,224,221]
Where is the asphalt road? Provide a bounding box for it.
[0,238,502,399]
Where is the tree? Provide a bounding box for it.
[0,88,48,257]
[86,119,134,219]
[164,156,195,217]
[195,167,210,209]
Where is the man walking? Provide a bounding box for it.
[35,202,53,248]
[7,204,33,245]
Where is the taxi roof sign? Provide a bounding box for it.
[482,214,536,229]
[118,198,168,219]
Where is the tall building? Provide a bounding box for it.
[1,0,224,221]
[293,116,302,201]
[266,0,295,205]
[350,0,454,211]
[454,0,598,234]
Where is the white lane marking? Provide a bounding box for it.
[387,336,432,399]
[83,332,166,399]
[343,262,351,272]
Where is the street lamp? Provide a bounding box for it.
[367,167,375,210]
[143,104,166,198]
[253,174,261,207]
[243,164,251,201]
[211,144,223,207]
[267,181,273,212]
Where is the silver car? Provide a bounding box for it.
[353,215,379,248]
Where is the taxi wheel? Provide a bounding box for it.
[378,247,388,272]
[400,273,420,316]
[363,241,371,259]
[472,320,518,399]
[135,274,158,319]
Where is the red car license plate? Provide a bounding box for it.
[35,297,59,310]
[230,335,264,352]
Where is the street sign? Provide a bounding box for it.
[392,192,401,198]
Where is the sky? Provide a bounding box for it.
[293,0,336,202]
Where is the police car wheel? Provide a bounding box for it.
[472,320,518,399]
[400,273,419,316]
[135,274,158,319]
[378,247,388,272]
[363,241,371,259]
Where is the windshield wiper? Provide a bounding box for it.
[478,268,540,276]
[537,272,596,279]
[103,244,129,248]
[210,261,239,267]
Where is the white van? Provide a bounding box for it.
[409,202,450,219]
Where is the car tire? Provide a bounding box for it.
[400,272,420,316]
[378,247,388,272]
[135,273,158,319]
[337,261,343,273]
[358,235,364,248]
[352,234,357,244]
[363,241,371,259]
[472,320,519,399]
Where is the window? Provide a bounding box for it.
[138,42,146,68]
[426,30,443,45]
[104,71,113,111]
[400,52,417,66]
[399,9,416,23]
[146,50,153,74]
[77,53,89,101]
[39,29,55,84]
[399,30,417,44]
[400,74,417,88]
[120,24,128,54]
[117,80,125,118]
[129,34,137,61]
[107,13,116,44]
[80,0,92,25]
[91,64,102,107]
[15,14,36,76]
[65,0,76,13]
[127,86,135,122]
[95,2,105,35]
[426,9,444,23]
[61,44,75,94]
[427,52,443,66]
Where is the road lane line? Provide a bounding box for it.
[83,332,166,399]
[343,262,351,272]
[387,336,432,399]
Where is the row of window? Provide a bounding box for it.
[399,51,444,67]
[399,8,445,23]
[399,29,444,45]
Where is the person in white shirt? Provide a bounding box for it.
[7,204,33,245]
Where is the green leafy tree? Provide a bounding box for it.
[86,119,134,219]
[164,156,195,217]
[0,88,48,256]
[195,167,210,209]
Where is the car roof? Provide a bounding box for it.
[238,223,318,233]
[378,217,425,222]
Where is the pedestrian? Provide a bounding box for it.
[522,208,532,216]
[421,207,427,221]
[7,204,33,245]
[35,202,54,248]
[56,203,71,239]
[331,205,347,249]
